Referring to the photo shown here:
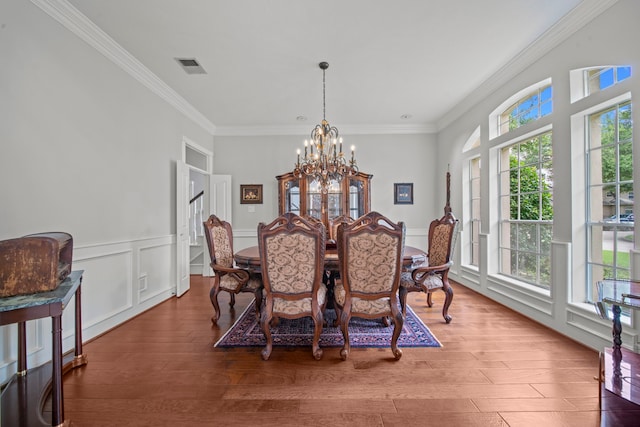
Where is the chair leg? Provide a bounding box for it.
[441,285,454,324]
[260,308,273,361]
[209,282,221,324]
[311,310,324,361]
[339,309,351,361]
[390,309,404,360]
[399,286,408,317]
[426,291,434,307]
[254,288,263,319]
[229,292,236,308]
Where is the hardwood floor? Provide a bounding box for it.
[58,275,633,426]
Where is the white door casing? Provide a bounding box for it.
[176,160,191,296]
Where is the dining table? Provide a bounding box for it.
[234,243,427,319]
[234,244,428,274]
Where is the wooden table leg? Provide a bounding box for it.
[51,314,64,426]
[72,281,88,368]
[17,321,27,376]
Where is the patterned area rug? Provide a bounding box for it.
[214,302,441,348]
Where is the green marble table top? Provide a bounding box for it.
[0,270,83,312]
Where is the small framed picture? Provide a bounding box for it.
[394,183,413,205]
[240,184,263,204]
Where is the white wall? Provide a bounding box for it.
[0,0,213,384]
[2,0,637,388]
[212,133,440,250]
[440,0,639,352]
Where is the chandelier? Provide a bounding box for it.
[294,62,358,193]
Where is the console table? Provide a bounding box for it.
[0,270,87,426]
[595,279,640,412]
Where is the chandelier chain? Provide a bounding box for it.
[293,62,358,194]
[322,67,326,121]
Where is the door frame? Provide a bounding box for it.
[176,137,214,296]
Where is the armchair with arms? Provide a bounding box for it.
[399,210,458,323]
[203,215,263,324]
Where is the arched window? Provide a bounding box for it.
[570,66,631,103]
[489,78,552,139]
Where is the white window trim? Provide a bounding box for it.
[489,78,552,140]
[490,123,553,292]
[569,92,632,305]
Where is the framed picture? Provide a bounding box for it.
[240,184,263,204]
[394,183,413,205]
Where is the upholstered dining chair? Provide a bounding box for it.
[203,215,263,324]
[257,212,327,361]
[328,214,354,242]
[334,211,406,361]
[399,210,459,323]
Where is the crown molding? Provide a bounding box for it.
[30,0,217,135]
[31,0,616,138]
[436,0,619,132]
[214,123,436,137]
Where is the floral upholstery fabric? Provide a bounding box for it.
[345,232,400,294]
[429,224,451,267]
[220,272,262,292]
[399,271,443,290]
[212,226,233,267]
[333,282,391,314]
[264,232,317,294]
[337,231,400,314]
[399,222,452,292]
[273,283,327,314]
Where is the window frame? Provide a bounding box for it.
[497,126,554,291]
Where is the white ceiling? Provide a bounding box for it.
[64,0,604,134]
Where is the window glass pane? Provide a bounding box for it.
[619,103,632,141]
[540,256,551,287]
[600,146,616,184]
[540,224,552,254]
[510,196,519,220]
[620,144,633,182]
[589,186,606,222]
[518,223,537,252]
[541,191,553,221]
[598,109,617,146]
[285,180,301,215]
[499,83,552,135]
[617,66,631,82]
[541,134,553,161]
[517,253,536,282]
[520,139,539,166]
[307,178,322,219]
[599,68,615,90]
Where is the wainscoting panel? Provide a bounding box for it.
[0,235,175,385]
[486,274,554,318]
[138,241,174,303]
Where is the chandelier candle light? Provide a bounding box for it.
[294,62,358,193]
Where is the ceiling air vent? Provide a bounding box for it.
[175,58,207,75]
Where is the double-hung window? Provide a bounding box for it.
[499,132,553,289]
[586,101,633,301]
